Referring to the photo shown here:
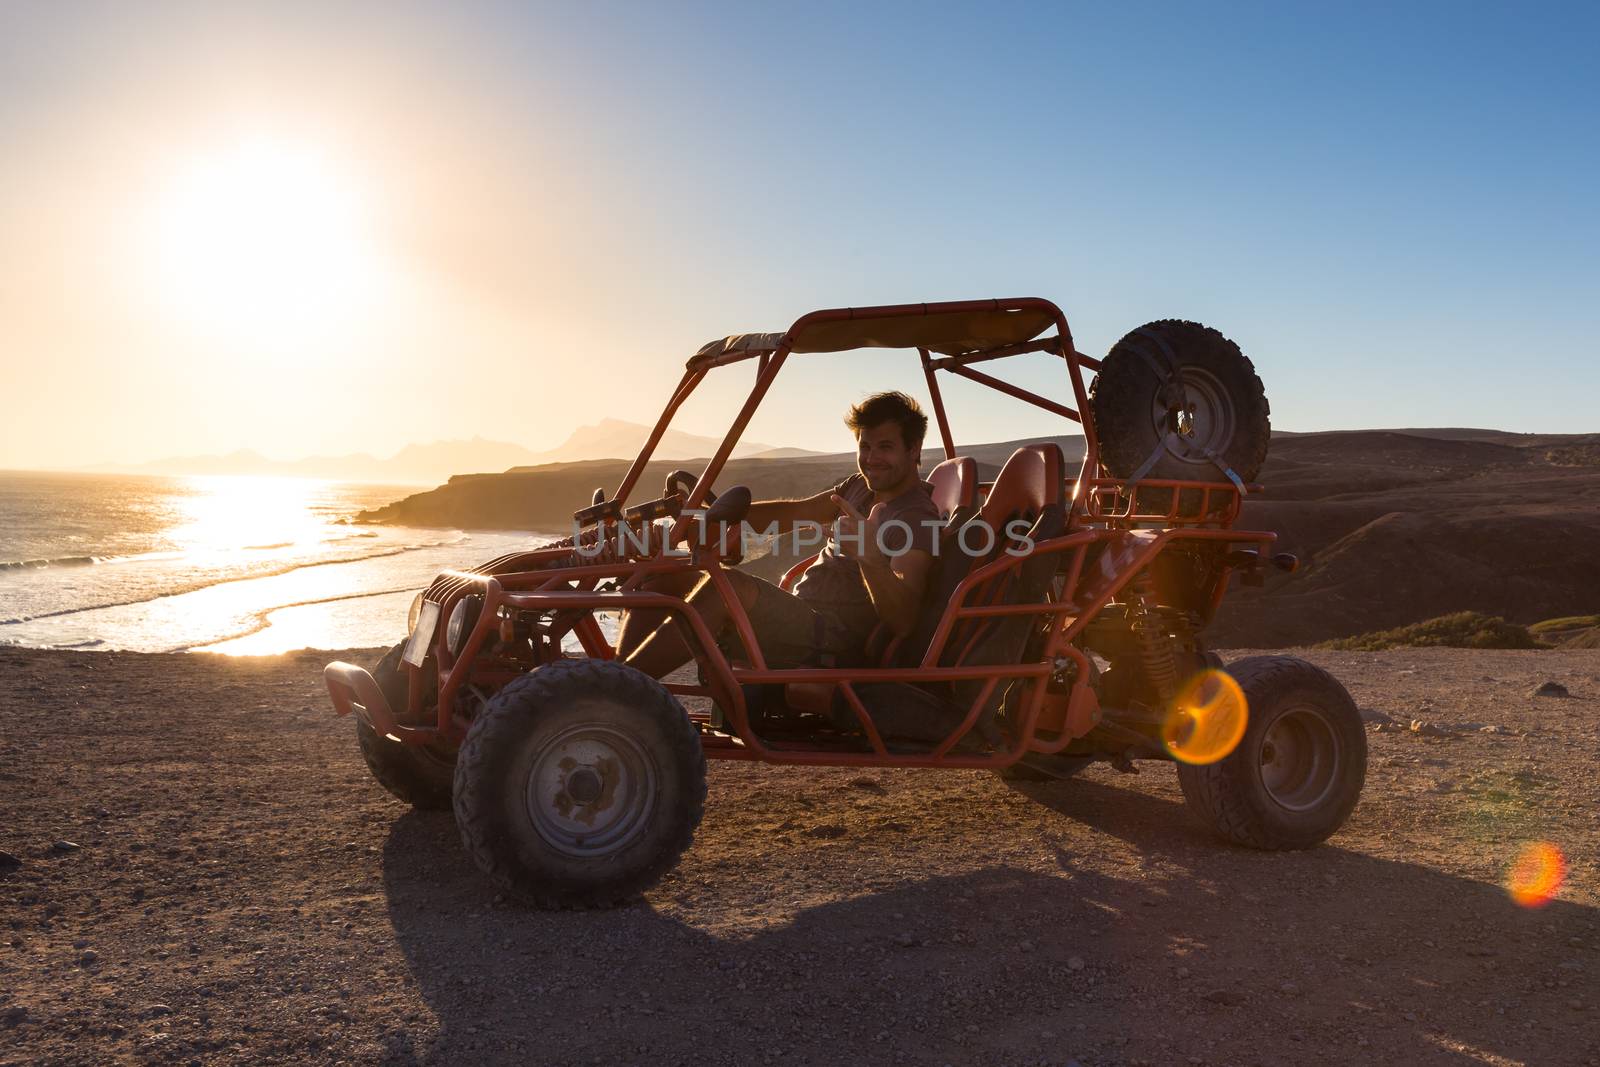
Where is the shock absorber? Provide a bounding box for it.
[1129,571,1179,706]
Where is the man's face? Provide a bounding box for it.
[856,421,920,494]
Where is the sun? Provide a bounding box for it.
[151,135,385,350]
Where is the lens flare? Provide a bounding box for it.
[1162,669,1248,765]
[1506,841,1565,908]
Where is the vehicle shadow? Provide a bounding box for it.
[379,781,1597,1066]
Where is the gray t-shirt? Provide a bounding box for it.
[792,473,942,642]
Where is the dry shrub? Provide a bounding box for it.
[1318,611,1542,652]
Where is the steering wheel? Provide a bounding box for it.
[664,469,718,508]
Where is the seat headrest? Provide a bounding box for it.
[978,445,1064,527]
[926,456,978,520]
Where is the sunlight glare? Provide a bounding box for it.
[151,136,385,349]
[1162,668,1249,765]
[171,475,333,555]
[1506,841,1565,909]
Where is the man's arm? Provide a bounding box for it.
[832,494,933,638]
[742,489,841,536]
[857,548,933,639]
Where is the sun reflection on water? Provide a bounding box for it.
[170,475,336,555]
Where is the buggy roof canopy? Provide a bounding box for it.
[689,301,1060,368]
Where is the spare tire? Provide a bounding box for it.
[1089,320,1270,487]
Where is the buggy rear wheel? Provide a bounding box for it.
[452,659,706,908]
[1089,320,1270,495]
[355,643,456,810]
[1176,656,1365,849]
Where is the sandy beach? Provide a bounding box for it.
[2,645,1597,1066]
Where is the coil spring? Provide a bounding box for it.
[1130,572,1180,704]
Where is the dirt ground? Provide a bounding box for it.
[2,645,1597,1066]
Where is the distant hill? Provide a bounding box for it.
[90,438,544,486]
[357,426,1600,647]
[1210,429,1600,645]
[359,433,1089,532]
[509,418,809,468]
[88,419,820,485]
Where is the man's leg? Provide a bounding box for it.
[615,571,701,659]
[623,569,761,679]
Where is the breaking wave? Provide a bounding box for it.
[0,536,469,626]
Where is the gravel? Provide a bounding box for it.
[0,645,1596,1066]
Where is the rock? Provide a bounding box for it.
[1204,988,1242,1006]
[893,933,915,947]
[848,777,887,794]
[0,850,20,874]
[1410,720,1450,737]
[1066,956,1086,972]
[1279,981,1300,997]
[78,950,99,966]
[803,823,847,839]
[50,840,81,854]
[1359,707,1395,725]
[1,1006,27,1028]
[1480,725,1513,735]
[143,1004,174,1018]
[1531,681,1570,698]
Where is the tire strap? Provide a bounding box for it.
[1121,339,1173,384]
[1123,335,1188,410]
[1196,445,1248,494]
[1132,326,1181,371]
[1127,431,1181,486]
[1124,434,1246,495]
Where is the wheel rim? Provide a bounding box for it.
[523,724,658,858]
[1150,365,1236,466]
[1258,705,1341,812]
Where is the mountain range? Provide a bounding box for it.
[89,419,807,485]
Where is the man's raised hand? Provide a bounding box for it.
[830,493,886,563]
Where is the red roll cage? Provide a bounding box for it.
[325,298,1274,770]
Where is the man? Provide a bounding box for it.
[621,391,942,677]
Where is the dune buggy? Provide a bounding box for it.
[326,297,1366,907]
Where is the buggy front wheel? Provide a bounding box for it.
[452,659,706,908]
[355,643,456,810]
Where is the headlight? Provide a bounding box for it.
[407,592,424,632]
[446,595,484,656]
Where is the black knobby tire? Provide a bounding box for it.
[354,643,457,810]
[1176,656,1365,849]
[1089,320,1270,492]
[452,658,706,908]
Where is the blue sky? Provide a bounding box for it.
[1,1,1596,467]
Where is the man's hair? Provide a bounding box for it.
[845,391,928,451]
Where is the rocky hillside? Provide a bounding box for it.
[356,429,1600,646]
[1212,431,1600,645]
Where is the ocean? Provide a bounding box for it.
[0,470,557,656]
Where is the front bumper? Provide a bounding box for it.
[324,661,399,735]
